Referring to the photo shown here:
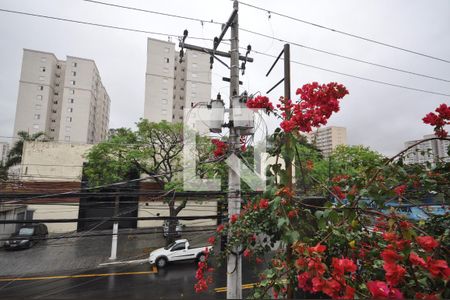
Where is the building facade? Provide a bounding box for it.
[13,49,110,144]
[404,134,450,165]
[0,142,9,164]
[308,126,347,157]
[144,38,211,123]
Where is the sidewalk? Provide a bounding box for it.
[0,226,213,277]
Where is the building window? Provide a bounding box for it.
[66,117,72,122]
[192,73,198,78]
[161,88,168,94]
[69,98,74,103]
[40,67,46,72]
[33,124,39,129]
[70,90,75,94]
[36,95,43,101]
[164,57,170,63]
[192,53,198,58]
[56,64,61,69]
[39,76,45,81]
[191,83,197,88]
[53,101,58,105]
[65,126,71,132]
[181,77,185,81]
[162,99,168,105]
[163,67,169,73]
[192,63,198,68]
[34,114,40,120]
[162,109,167,115]
[70,80,76,85]
[68,108,73,113]
[72,71,76,76]
[163,78,168,84]
[164,47,170,53]
[37,86,44,91]
[50,128,55,132]
[52,109,57,113]
[40,57,47,62]
[51,119,56,123]
[72,62,77,67]
[180,106,184,110]
[35,104,41,110]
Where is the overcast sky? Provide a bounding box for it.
[0,0,449,156]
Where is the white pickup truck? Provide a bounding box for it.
[149,239,212,268]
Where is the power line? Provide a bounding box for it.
[238,1,450,64]
[252,49,450,97]
[0,8,212,41]
[0,215,219,224]
[82,0,450,83]
[239,28,450,83]
[83,0,222,25]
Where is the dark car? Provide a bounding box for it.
[4,224,48,250]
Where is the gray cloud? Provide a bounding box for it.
[0,0,449,157]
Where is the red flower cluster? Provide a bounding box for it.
[211,139,227,157]
[246,95,274,112]
[422,103,450,138]
[331,186,346,201]
[416,236,439,252]
[367,281,403,299]
[305,160,314,171]
[297,253,357,299]
[230,214,238,224]
[216,224,224,233]
[279,82,348,133]
[331,174,349,183]
[259,198,269,209]
[194,248,213,293]
[393,184,406,196]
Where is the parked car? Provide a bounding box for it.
[162,219,183,238]
[421,205,449,216]
[382,202,429,221]
[148,239,212,268]
[4,223,48,250]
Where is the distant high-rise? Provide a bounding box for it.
[0,142,9,164]
[404,134,450,165]
[144,38,211,123]
[307,126,347,156]
[13,49,110,144]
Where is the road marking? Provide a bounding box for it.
[99,258,148,266]
[215,283,256,293]
[0,270,158,282]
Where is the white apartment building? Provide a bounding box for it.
[144,38,211,123]
[0,142,9,164]
[404,134,450,165]
[13,49,110,144]
[308,126,347,157]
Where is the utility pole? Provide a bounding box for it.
[265,43,293,298]
[227,1,242,299]
[109,193,119,260]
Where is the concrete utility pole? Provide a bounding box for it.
[227,0,242,298]
[109,193,119,260]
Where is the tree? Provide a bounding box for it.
[5,131,47,168]
[195,86,450,299]
[85,120,212,243]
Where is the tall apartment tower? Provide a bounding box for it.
[404,134,450,165]
[144,38,211,123]
[308,126,347,156]
[13,49,110,144]
[0,142,9,164]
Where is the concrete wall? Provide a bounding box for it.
[27,204,79,233]
[0,205,27,247]
[20,141,92,181]
[137,200,218,229]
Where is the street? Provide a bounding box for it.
[0,228,263,299]
[0,258,261,299]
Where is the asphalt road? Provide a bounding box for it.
[0,259,262,299]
